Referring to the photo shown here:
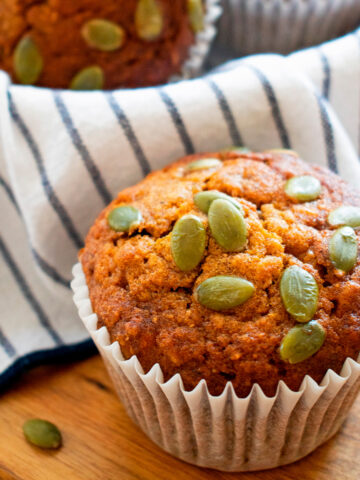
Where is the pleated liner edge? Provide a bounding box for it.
[71,262,360,472]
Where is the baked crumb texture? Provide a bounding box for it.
[81,151,360,397]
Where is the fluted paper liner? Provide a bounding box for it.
[176,0,222,80]
[216,0,360,56]
[72,262,360,472]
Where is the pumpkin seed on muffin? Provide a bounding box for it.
[187,0,205,33]
[135,0,164,41]
[329,226,358,273]
[280,266,318,323]
[81,19,125,51]
[284,175,321,202]
[70,66,104,90]
[186,158,222,171]
[107,206,142,232]
[208,199,247,252]
[280,321,326,364]
[14,36,43,85]
[171,214,206,271]
[196,276,255,311]
[328,205,360,228]
[194,190,244,214]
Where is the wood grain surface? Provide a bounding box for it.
[0,355,359,480]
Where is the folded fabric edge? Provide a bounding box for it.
[0,338,96,392]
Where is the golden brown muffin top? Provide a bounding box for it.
[80,150,360,397]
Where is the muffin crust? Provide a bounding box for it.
[80,150,360,397]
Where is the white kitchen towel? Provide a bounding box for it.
[1,28,360,388]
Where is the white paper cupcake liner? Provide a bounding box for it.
[71,262,360,472]
[174,0,222,80]
[216,0,360,57]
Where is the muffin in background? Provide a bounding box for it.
[213,0,360,61]
[73,148,360,471]
[0,0,217,89]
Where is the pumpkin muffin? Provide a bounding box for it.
[0,0,206,89]
[80,149,360,397]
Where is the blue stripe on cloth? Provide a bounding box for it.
[0,338,96,391]
[53,91,112,205]
[105,92,151,176]
[0,175,71,288]
[318,49,331,99]
[245,65,291,148]
[0,175,20,213]
[316,94,338,173]
[0,328,16,358]
[158,88,195,155]
[205,78,244,146]
[31,248,70,288]
[0,235,63,345]
[7,91,83,249]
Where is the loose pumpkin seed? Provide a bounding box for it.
[328,206,360,229]
[329,226,358,273]
[187,0,205,33]
[14,36,43,85]
[171,214,206,271]
[107,206,142,232]
[280,265,318,323]
[194,190,244,214]
[208,199,247,251]
[81,19,125,51]
[70,66,104,90]
[284,175,321,202]
[280,320,326,364]
[186,158,222,171]
[196,275,255,311]
[135,0,163,41]
[23,419,62,449]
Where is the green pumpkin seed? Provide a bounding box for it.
[208,199,247,252]
[266,149,298,156]
[81,19,125,51]
[280,265,318,323]
[280,320,326,364]
[187,0,205,33]
[14,36,43,85]
[107,206,142,232]
[186,158,222,171]
[196,275,255,311]
[23,419,62,449]
[194,190,244,214]
[70,66,104,90]
[135,0,163,41]
[284,175,321,202]
[171,214,206,271]
[328,206,360,229]
[329,226,358,273]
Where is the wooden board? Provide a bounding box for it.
[0,355,359,480]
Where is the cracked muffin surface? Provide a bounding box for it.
[80,150,360,397]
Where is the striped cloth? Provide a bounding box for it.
[1,28,360,389]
